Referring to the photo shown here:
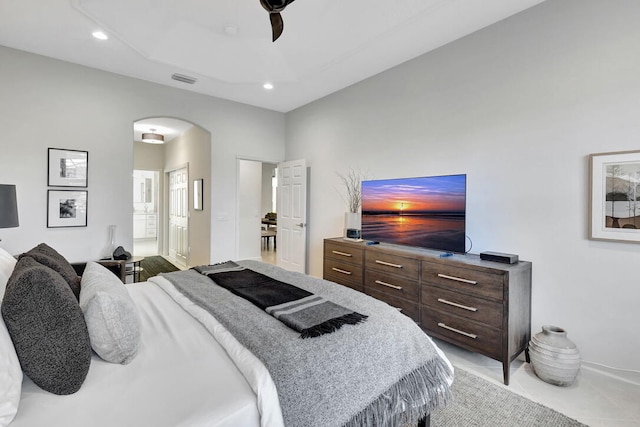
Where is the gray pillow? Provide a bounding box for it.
[20,243,81,300]
[1,256,91,395]
[80,262,141,364]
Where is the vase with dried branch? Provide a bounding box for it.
[337,168,367,240]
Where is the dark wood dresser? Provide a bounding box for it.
[323,237,532,385]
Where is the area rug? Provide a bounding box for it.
[430,368,588,426]
[138,256,180,282]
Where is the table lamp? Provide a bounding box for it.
[0,184,19,241]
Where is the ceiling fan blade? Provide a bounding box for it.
[261,0,294,12]
[259,0,272,12]
[260,0,295,42]
[270,12,284,42]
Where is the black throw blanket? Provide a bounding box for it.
[194,261,368,338]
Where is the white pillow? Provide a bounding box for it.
[0,246,21,427]
[80,262,141,364]
[0,246,17,300]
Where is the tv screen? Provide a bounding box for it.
[361,174,467,253]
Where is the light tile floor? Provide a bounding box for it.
[133,238,159,257]
[434,338,640,427]
[261,247,277,265]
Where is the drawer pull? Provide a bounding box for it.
[437,298,478,312]
[332,250,353,257]
[331,267,352,275]
[437,273,477,285]
[437,322,477,339]
[375,280,403,290]
[375,260,403,269]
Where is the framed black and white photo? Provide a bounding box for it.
[47,190,88,228]
[48,148,88,187]
[589,150,640,242]
[194,179,203,210]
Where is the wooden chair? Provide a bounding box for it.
[261,229,277,250]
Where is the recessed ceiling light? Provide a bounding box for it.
[263,82,274,90]
[92,31,108,40]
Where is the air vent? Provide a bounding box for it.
[171,73,197,85]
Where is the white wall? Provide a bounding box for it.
[0,45,285,264]
[285,0,640,374]
[238,160,263,260]
[134,140,165,172]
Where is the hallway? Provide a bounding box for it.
[261,246,276,266]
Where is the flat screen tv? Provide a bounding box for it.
[361,174,467,253]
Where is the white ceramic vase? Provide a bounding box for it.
[528,325,581,386]
[343,212,361,240]
[101,225,117,260]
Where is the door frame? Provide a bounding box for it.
[235,155,283,261]
[133,116,212,265]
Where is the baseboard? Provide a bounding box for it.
[518,351,640,386]
[581,361,640,386]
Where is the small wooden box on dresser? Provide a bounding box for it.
[323,237,532,385]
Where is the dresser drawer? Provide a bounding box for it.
[421,308,502,359]
[323,258,363,290]
[365,250,419,280]
[421,285,502,328]
[365,288,419,323]
[364,270,419,300]
[325,275,363,293]
[324,241,364,266]
[421,261,504,302]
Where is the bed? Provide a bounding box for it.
[0,244,453,427]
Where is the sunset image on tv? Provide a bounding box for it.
[361,174,466,253]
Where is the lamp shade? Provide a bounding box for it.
[141,132,164,144]
[0,184,19,228]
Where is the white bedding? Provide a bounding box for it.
[151,276,285,427]
[10,266,453,427]
[10,281,261,427]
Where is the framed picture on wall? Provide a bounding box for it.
[47,190,88,228]
[589,150,640,242]
[194,179,203,210]
[48,148,88,187]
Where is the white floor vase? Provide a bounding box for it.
[528,325,581,386]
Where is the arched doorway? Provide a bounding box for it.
[133,117,211,268]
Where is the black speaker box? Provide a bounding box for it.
[480,251,519,264]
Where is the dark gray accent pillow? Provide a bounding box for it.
[20,243,81,300]
[1,256,91,395]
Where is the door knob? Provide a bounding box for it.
[296,223,305,227]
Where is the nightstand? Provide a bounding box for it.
[97,256,144,283]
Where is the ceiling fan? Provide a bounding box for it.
[259,0,296,42]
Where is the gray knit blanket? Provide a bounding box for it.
[161,260,452,427]
[194,261,368,338]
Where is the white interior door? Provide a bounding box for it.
[276,159,307,273]
[169,167,189,267]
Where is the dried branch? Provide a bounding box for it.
[337,168,368,213]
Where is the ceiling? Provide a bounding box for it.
[133,118,194,143]
[0,0,545,113]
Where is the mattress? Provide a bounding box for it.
[10,280,261,427]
